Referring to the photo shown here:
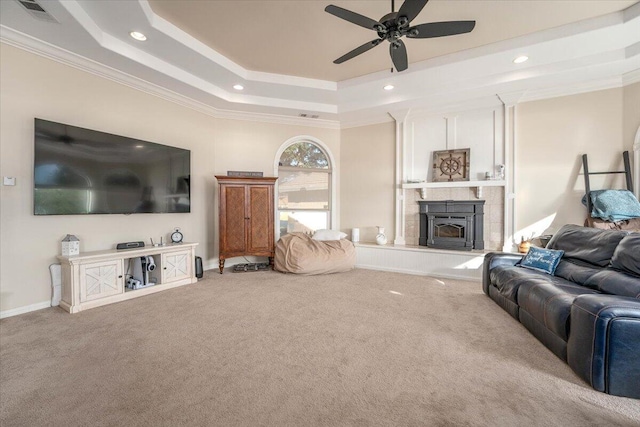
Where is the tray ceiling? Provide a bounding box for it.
[148,0,637,82]
[1,0,639,127]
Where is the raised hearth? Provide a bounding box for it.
[418,200,485,251]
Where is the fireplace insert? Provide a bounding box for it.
[418,200,485,251]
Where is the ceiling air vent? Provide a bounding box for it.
[16,0,59,23]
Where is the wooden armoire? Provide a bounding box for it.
[216,176,277,273]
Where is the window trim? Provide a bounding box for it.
[274,136,337,241]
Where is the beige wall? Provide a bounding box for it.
[339,86,638,246]
[0,44,339,312]
[340,122,395,243]
[623,82,640,152]
[624,81,640,198]
[515,88,626,238]
[2,41,638,314]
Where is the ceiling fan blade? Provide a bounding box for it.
[406,21,476,38]
[397,0,429,23]
[325,5,381,31]
[390,39,408,72]
[334,39,383,64]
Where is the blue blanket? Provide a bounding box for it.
[582,190,640,222]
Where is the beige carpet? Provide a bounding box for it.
[1,269,639,426]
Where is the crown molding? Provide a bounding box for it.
[519,76,625,103]
[137,0,336,91]
[214,108,339,129]
[623,68,640,86]
[0,26,340,130]
[339,114,395,130]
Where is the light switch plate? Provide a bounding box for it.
[3,177,16,186]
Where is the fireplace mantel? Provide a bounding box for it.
[402,180,506,199]
[402,180,506,189]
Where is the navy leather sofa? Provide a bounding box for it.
[483,224,640,398]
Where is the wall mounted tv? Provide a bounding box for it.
[34,118,190,215]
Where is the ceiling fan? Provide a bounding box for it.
[325,0,476,72]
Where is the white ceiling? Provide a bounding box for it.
[1,0,639,127]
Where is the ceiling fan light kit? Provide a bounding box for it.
[325,0,476,72]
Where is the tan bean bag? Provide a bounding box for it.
[274,232,356,275]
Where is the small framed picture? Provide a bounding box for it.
[432,148,470,182]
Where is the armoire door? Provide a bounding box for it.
[220,185,247,254]
[247,185,273,253]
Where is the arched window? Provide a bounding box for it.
[277,140,332,237]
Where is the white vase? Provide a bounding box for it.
[376,226,387,245]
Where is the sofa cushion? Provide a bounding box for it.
[610,234,640,277]
[547,224,627,267]
[517,279,600,341]
[584,270,640,299]
[520,247,564,275]
[553,259,603,288]
[490,265,557,304]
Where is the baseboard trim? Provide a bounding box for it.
[355,244,485,282]
[0,301,51,319]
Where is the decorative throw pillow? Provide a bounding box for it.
[312,229,347,241]
[519,246,565,275]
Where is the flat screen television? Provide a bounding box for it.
[34,118,190,215]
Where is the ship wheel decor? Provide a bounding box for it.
[432,148,470,182]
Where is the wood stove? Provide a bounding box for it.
[418,200,485,251]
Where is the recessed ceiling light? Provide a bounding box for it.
[513,55,529,64]
[233,84,244,91]
[130,31,147,41]
[135,145,144,149]
[383,84,394,91]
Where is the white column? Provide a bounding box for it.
[498,92,524,252]
[634,127,640,200]
[389,109,411,245]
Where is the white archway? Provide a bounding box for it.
[273,136,338,240]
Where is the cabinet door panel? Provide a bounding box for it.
[221,185,247,253]
[162,250,191,283]
[248,185,273,252]
[80,260,123,302]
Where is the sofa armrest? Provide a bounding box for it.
[482,252,524,295]
[567,294,640,398]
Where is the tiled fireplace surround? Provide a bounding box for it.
[404,187,504,251]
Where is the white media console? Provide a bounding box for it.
[57,242,198,313]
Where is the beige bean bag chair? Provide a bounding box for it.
[274,232,356,275]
